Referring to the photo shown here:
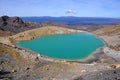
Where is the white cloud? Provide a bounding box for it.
[65,9,77,14]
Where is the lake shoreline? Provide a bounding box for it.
[16,32,105,63]
[1,26,117,64]
[16,44,104,63]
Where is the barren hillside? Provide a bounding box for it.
[11,26,83,41]
[93,25,120,50]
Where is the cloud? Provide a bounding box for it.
[65,9,77,14]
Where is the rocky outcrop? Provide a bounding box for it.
[0,16,68,35]
[0,16,28,33]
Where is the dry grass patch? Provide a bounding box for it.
[11,26,81,41]
[93,25,120,35]
[0,43,26,62]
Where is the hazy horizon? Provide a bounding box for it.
[1,0,120,18]
[1,16,120,19]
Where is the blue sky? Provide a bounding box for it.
[0,0,120,17]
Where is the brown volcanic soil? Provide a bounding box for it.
[93,25,120,51]
[11,26,83,41]
[0,43,118,80]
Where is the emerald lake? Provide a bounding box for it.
[17,33,105,61]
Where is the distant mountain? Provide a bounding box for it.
[0,16,120,36]
[21,16,120,25]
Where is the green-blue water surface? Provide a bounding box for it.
[17,33,104,60]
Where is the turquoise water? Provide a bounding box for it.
[17,33,104,60]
